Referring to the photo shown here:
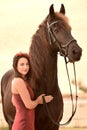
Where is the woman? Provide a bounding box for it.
[11,52,53,130]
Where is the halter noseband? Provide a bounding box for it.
[47,21,76,56]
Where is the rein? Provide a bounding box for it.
[60,58,78,125]
[42,58,78,126]
[42,20,78,126]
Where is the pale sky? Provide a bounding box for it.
[0,0,87,94]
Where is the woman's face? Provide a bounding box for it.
[17,57,29,77]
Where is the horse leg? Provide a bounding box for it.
[8,121,13,130]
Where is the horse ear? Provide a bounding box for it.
[59,4,65,15]
[49,4,55,18]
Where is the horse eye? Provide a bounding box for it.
[54,28,59,33]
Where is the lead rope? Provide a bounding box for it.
[60,57,78,125]
[42,57,78,126]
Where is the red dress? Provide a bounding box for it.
[12,85,35,130]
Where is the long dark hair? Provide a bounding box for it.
[13,52,31,82]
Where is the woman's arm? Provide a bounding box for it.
[11,78,53,109]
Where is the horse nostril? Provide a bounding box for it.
[72,50,76,54]
[72,49,78,55]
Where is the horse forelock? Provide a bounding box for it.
[54,12,71,29]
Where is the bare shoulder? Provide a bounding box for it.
[12,78,26,93]
[12,78,25,85]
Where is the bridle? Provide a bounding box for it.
[47,21,76,57]
[42,20,78,126]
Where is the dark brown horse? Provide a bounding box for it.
[1,4,82,130]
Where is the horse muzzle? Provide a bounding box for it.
[68,45,82,63]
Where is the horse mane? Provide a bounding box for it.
[29,18,50,80]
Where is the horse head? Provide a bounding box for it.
[46,4,82,62]
[30,4,82,86]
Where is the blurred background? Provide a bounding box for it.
[0,0,87,128]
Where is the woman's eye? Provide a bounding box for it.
[26,63,29,66]
[20,63,24,66]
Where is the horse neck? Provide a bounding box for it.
[42,26,58,88]
[44,54,58,89]
[30,25,58,92]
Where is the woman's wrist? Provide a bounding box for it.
[36,96,43,105]
[36,98,40,105]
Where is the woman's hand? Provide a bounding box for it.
[37,94,53,104]
[44,95,53,103]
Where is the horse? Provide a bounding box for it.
[1,4,82,130]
